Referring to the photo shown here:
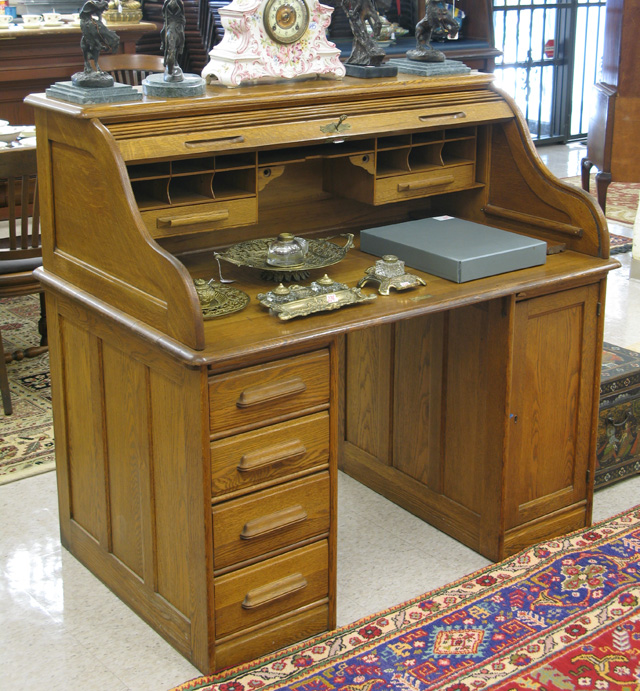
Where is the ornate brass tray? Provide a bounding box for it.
[257,274,376,320]
[214,233,354,282]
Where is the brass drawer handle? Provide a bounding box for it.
[156,209,230,228]
[241,573,308,609]
[397,175,455,192]
[240,505,307,540]
[236,377,306,408]
[238,440,307,472]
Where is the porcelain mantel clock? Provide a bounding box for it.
[201,0,345,86]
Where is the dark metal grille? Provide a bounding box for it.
[492,0,606,143]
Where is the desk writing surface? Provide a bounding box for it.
[182,247,618,368]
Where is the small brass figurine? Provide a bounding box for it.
[72,0,120,87]
[160,0,186,82]
[408,0,459,63]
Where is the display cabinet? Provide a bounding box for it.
[27,72,618,674]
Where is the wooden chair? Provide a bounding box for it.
[99,53,165,86]
[0,146,46,415]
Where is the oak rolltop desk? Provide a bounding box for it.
[27,72,618,674]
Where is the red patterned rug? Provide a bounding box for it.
[563,176,636,254]
[173,506,640,691]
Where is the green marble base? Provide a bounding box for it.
[45,81,143,104]
[388,58,471,76]
[142,73,206,98]
[344,63,399,78]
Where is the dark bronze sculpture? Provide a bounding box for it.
[408,0,459,63]
[337,0,386,67]
[72,0,120,87]
[160,0,186,82]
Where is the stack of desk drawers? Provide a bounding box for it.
[208,349,333,667]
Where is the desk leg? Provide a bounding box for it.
[595,171,612,213]
[581,157,594,192]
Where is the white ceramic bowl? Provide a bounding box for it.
[0,120,9,128]
[0,126,22,143]
[20,126,37,137]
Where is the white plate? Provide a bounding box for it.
[20,126,37,137]
[43,20,63,26]
[19,137,37,148]
[0,120,8,128]
[22,23,44,28]
[0,23,16,29]
[0,141,8,149]
[0,126,22,143]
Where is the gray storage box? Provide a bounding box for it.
[360,217,547,283]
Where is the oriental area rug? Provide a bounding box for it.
[172,506,640,691]
[0,295,54,485]
[564,175,638,254]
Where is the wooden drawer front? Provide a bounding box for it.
[215,603,330,670]
[211,412,330,497]
[212,473,330,570]
[143,197,258,239]
[209,350,330,436]
[374,163,476,205]
[215,541,328,637]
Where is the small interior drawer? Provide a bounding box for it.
[212,472,330,570]
[209,349,330,436]
[211,411,330,498]
[142,197,258,239]
[214,540,328,638]
[374,162,476,205]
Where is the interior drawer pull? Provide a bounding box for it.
[241,573,308,609]
[397,175,455,192]
[236,377,307,408]
[185,135,245,148]
[156,209,230,228]
[241,505,307,540]
[238,440,307,472]
[418,111,466,121]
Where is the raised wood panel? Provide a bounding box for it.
[344,324,392,463]
[506,284,599,529]
[60,316,107,544]
[103,342,149,579]
[393,314,444,487]
[151,366,205,616]
[444,302,509,516]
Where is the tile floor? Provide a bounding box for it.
[1,142,639,691]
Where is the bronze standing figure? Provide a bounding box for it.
[161,0,186,82]
[73,0,120,86]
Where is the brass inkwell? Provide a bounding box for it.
[357,255,426,295]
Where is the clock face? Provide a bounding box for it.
[263,0,310,44]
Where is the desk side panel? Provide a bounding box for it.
[49,292,213,671]
[34,109,205,349]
